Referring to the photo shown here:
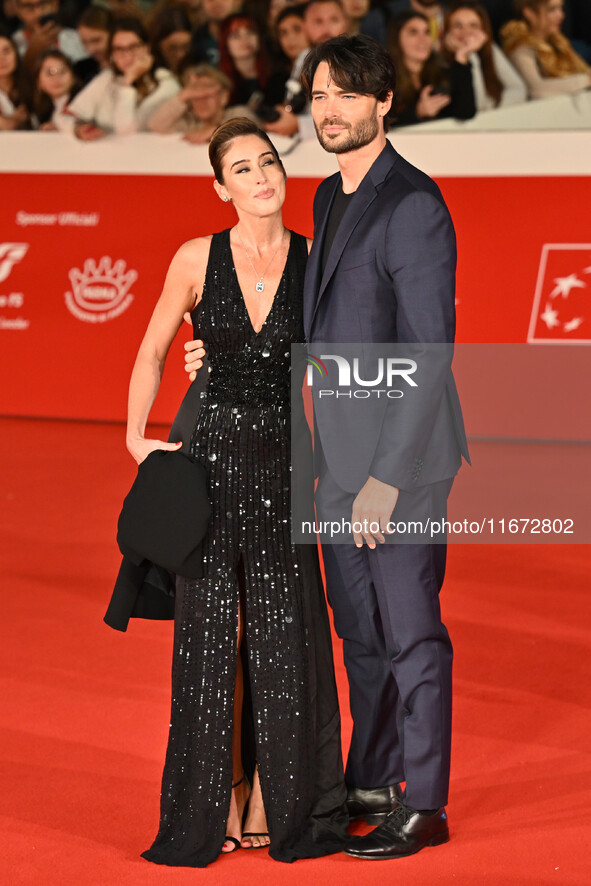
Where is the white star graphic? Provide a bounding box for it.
[540,303,560,329]
[550,274,586,298]
[563,317,584,332]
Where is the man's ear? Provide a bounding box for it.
[378,90,393,119]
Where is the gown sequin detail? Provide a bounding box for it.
[142,229,347,868]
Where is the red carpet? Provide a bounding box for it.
[2,417,590,885]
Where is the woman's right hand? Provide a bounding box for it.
[0,104,28,130]
[123,47,154,86]
[416,85,451,119]
[126,436,182,465]
[28,22,60,54]
[75,121,107,140]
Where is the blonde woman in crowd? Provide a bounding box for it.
[501,0,591,98]
[148,60,256,141]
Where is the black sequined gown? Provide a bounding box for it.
[142,230,348,868]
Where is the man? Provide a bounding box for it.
[297,34,469,859]
[12,0,87,72]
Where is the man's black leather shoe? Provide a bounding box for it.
[346,784,403,825]
[343,803,449,859]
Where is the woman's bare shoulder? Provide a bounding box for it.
[173,234,214,263]
[167,235,214,283]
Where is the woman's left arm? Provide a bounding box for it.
[447,58,477,120]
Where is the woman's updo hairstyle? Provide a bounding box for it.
[208,117,286,185]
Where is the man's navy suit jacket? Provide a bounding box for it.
[303,140,470,494]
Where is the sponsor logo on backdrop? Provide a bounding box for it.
[0,242,29,282]
[528,244,591,343]
[65,256,137,323]
[0,244,29,329]
[15,211,100,227]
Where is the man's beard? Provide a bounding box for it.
[315,110,380,155]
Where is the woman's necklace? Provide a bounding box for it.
[235,227,287,292]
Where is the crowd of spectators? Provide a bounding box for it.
[1,0,590,138]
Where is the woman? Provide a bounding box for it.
[275,4,309,65]
[271,5,310,114]
[76,6,113,85]
[267,0,296,32]
[126,117,347,867]
[67,18,178,140]
[388,11,477,125]
[31,49,79,131]
[501,0,591,99]
[149,4,193,74]
[218,13,283,108]
[0,31,29,130]
[443,2,527,110]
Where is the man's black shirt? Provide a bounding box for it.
[321,182,355,274]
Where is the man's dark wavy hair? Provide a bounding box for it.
[300,34,396,103]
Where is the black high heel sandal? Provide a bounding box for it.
[223,776,248,853]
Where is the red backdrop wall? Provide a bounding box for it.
[1,172,590,426]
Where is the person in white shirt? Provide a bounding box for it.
[68,17,179,140]
[30,48,78,131]
[12,0,88,72]
[443,1,527,110]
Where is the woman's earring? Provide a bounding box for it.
[223,195,230,202]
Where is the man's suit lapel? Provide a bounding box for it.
[308,141,399,336]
